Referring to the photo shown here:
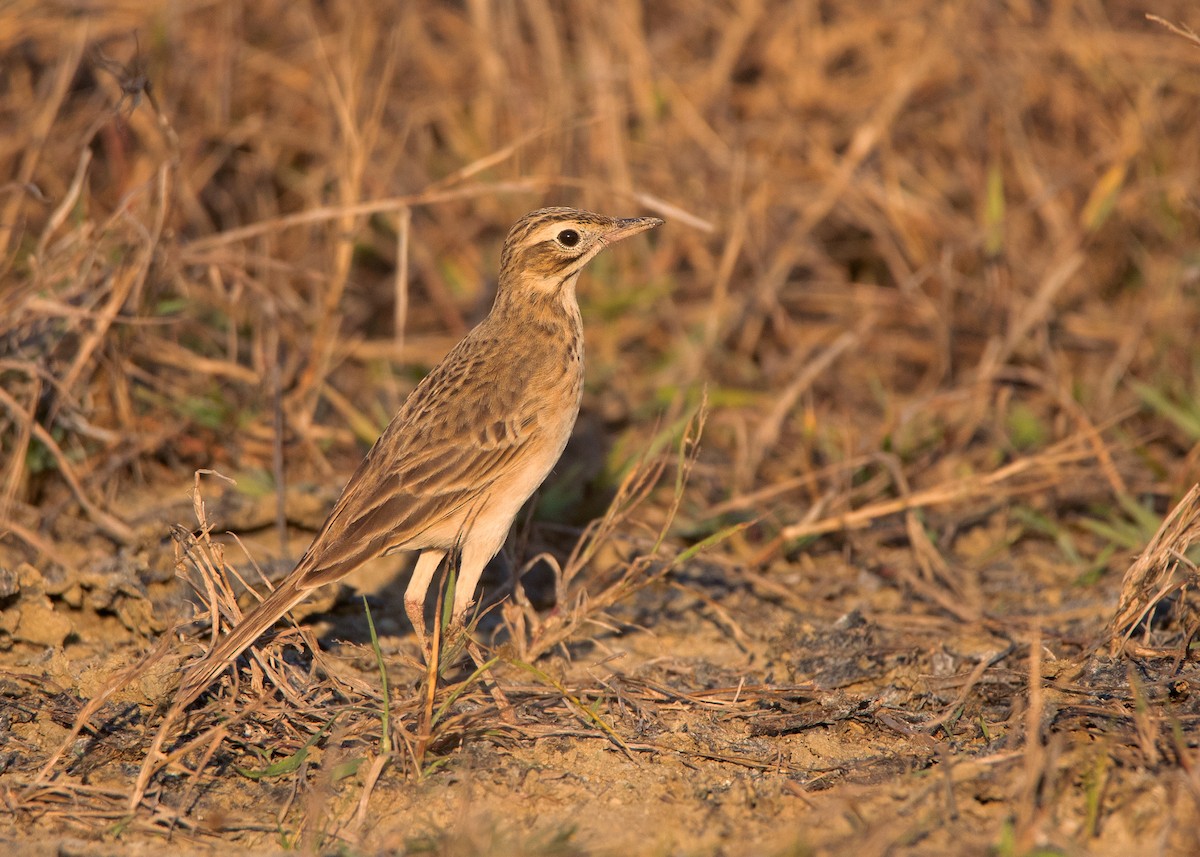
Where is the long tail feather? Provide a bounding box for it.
[174,577,312,710]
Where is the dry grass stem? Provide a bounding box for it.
[1107,484,1200,650]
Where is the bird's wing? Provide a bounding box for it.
[295,334,545,589]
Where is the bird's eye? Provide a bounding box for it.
[556,229,580,248]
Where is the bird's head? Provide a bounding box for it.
[496,207,662,301]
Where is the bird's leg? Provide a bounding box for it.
[405,549,446,655]
[449,538,497,637]
[452,541,515,721]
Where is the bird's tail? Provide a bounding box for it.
[174,576,312,710]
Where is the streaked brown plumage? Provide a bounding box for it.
[175,207,662,708]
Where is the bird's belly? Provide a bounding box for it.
[471,398,579,552]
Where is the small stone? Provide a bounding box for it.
[13,597,73,647]
[0,602,19,634]
[61,582,84,609]
[16,563,44,591]
[0,565,19,599]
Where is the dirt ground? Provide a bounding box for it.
[3,1,1200,855]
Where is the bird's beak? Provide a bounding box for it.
[604,216,664,244]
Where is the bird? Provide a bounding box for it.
[174,206,663,708]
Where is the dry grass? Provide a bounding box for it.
[2,0,1200,854]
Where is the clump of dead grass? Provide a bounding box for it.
[1107,483,1200,654]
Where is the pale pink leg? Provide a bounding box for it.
[405,549,445,647]
[450,538,501,628]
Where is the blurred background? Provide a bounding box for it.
[3,1,1198,552]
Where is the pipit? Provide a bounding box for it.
[176,206,662,707]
